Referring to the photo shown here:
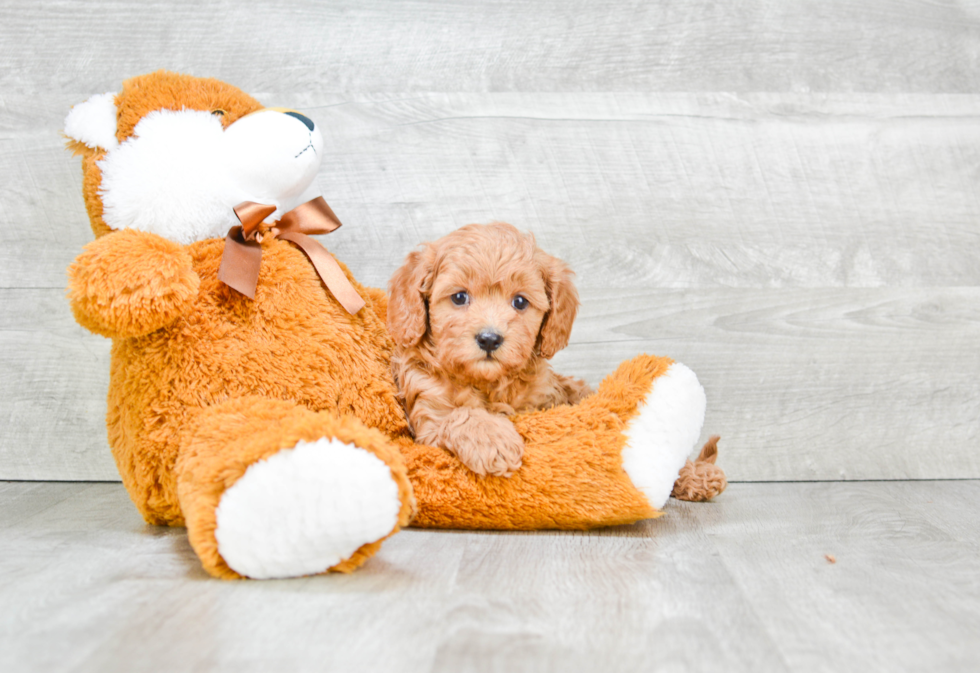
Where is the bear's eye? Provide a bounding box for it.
[450,291,469,306]
[211,109,226,117]
[511,295,529,311]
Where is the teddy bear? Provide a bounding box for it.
[63,71,726,580]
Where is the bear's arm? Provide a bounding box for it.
[67,228,200,339]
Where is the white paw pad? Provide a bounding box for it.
[621,363,707,510]
[215,438,401,579]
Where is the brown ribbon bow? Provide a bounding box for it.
[217,196,365,314]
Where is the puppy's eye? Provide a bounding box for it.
[511,295,529,311]
[450,291,469,306]
[211,109,226,117]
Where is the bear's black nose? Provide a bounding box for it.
[476,331,504,353]
[284,111,315,131]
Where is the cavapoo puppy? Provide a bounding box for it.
[388,222,592,477]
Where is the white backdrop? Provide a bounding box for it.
[2,0,978,480]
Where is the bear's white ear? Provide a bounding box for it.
[64,92,119,150]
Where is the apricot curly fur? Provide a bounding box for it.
[671,436,728,502]
[389,223,593,477]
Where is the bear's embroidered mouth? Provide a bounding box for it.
[295,134,317,158]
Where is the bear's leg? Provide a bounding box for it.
[175,397,414,579]
[400,354,715,529]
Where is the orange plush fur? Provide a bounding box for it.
[65,71,725,580]
[389,223,593,476]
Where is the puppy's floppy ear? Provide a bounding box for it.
[388,245,435,347]
[536,250,580,359]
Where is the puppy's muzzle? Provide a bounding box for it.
[476,330,504,354]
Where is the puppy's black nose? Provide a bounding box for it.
[284,111,315,131]
[476,331,504,353]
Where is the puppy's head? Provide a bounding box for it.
[388,223,579,381]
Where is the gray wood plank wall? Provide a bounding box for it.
[2,1,978,481]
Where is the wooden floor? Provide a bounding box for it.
[2,480,978,673]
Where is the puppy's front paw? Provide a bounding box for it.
[443,408,524,477]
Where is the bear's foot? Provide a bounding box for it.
[214,437,404,579]
[177,397,414,579]
[618,361,708,510]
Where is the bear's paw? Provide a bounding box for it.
[214,437,404,579]
[621,362,707,510]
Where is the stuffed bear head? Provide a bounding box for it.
[64,71,325,244]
